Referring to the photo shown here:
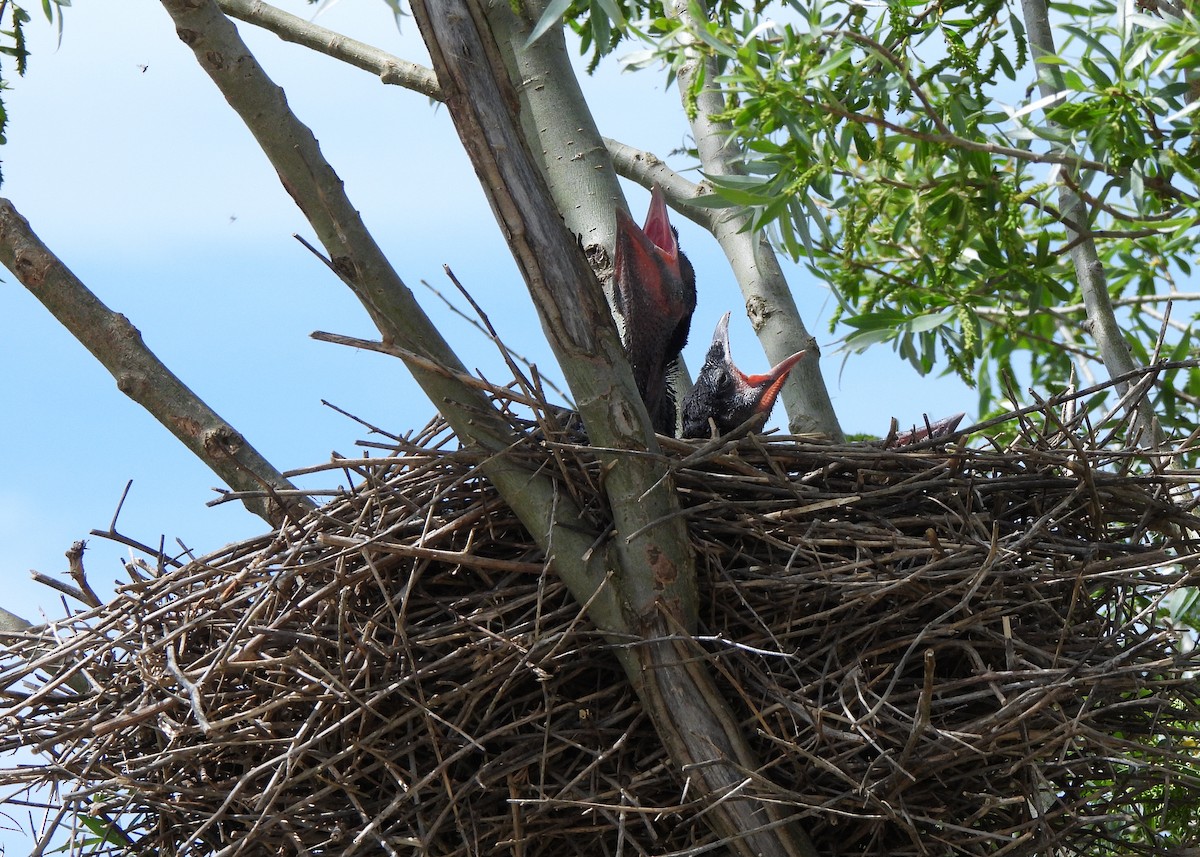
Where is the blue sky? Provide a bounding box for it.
[0,1,974,845]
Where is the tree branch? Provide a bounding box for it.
[983,292,1200,319]
[481,2,711,414]
[1018,0,1161,446]
[810,95,1115,175]
[218,0,441,98]
[222,0,666,243]
[669,1,843,441]
[604,137,719,230]
[0,200,313,527]
[480,1,628,252]
[826,28,1117,176]
[409,5,817,857]
[156,0,629,635]
[409,0,689,613]
[219,0,665,359]
[0,605,92,695]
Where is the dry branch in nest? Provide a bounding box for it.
[1,392,1199,856]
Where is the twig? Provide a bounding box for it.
[966,358,1197,439]
[424,271,572,405]
[218,0,442,98]
[207,488,347,508]
[311,330,560,412]
[64,541,101,609]
[318,532,546,574]
[107,480,134,534]
[27,572,89,607]
[85,480,187,569]
[292,232,338,274]
[165,644,212,734]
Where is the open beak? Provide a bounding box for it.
[613,185,685,319]
[715,312,805,416]
[887,412,966,448]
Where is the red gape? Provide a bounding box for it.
[612,185,696,436]
[681,312,805,439]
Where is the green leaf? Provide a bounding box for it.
[79,815,133,846]
[1080,55,1112,88]
[844,309,908,330]
[591,0,626,28]
[687,193,739,209]
[590,0,612,55]
[808,45,855,80]
[525,0,572,49]
[1060,24,1120,69]
[994,47,1015,80]
[1048,1,1094,16]
[845,327,900,348]
[802,191,834,246]
[906,310,956,332]
[689,21,739,60]
[1062,69,1088,92]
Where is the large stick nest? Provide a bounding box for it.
[2,396,1199,856]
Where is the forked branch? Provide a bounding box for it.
[155,0,628,634]
[409,4,817,857]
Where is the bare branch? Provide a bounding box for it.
[980,292,1200,319]
[604,137,717,230]
[0,200,313,526]
[64,542,101,610]
[784,90,1116,176]
[1018,0,1161,446]
[217,0,441,98]
[411,6,817,857]
[668,2,843,441]
[310,330,561,411]
[0,602,93,694]
[27,572,90,608]
[419,275,573,404]
[218,0,647,232]
[156,0,628,635]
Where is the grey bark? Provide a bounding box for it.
[0,200,313,527]
[1018,0,1161,446]
[669,2,845,440]
[156,0,630,634]
[410,4,818,857]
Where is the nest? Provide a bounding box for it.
[2,396,1200,856]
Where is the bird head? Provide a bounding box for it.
[681,312,805,439]
[614,184,691,304]
[886,412,966,448]
[612,184,697,435]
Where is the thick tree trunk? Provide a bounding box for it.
[410,4,818,856]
